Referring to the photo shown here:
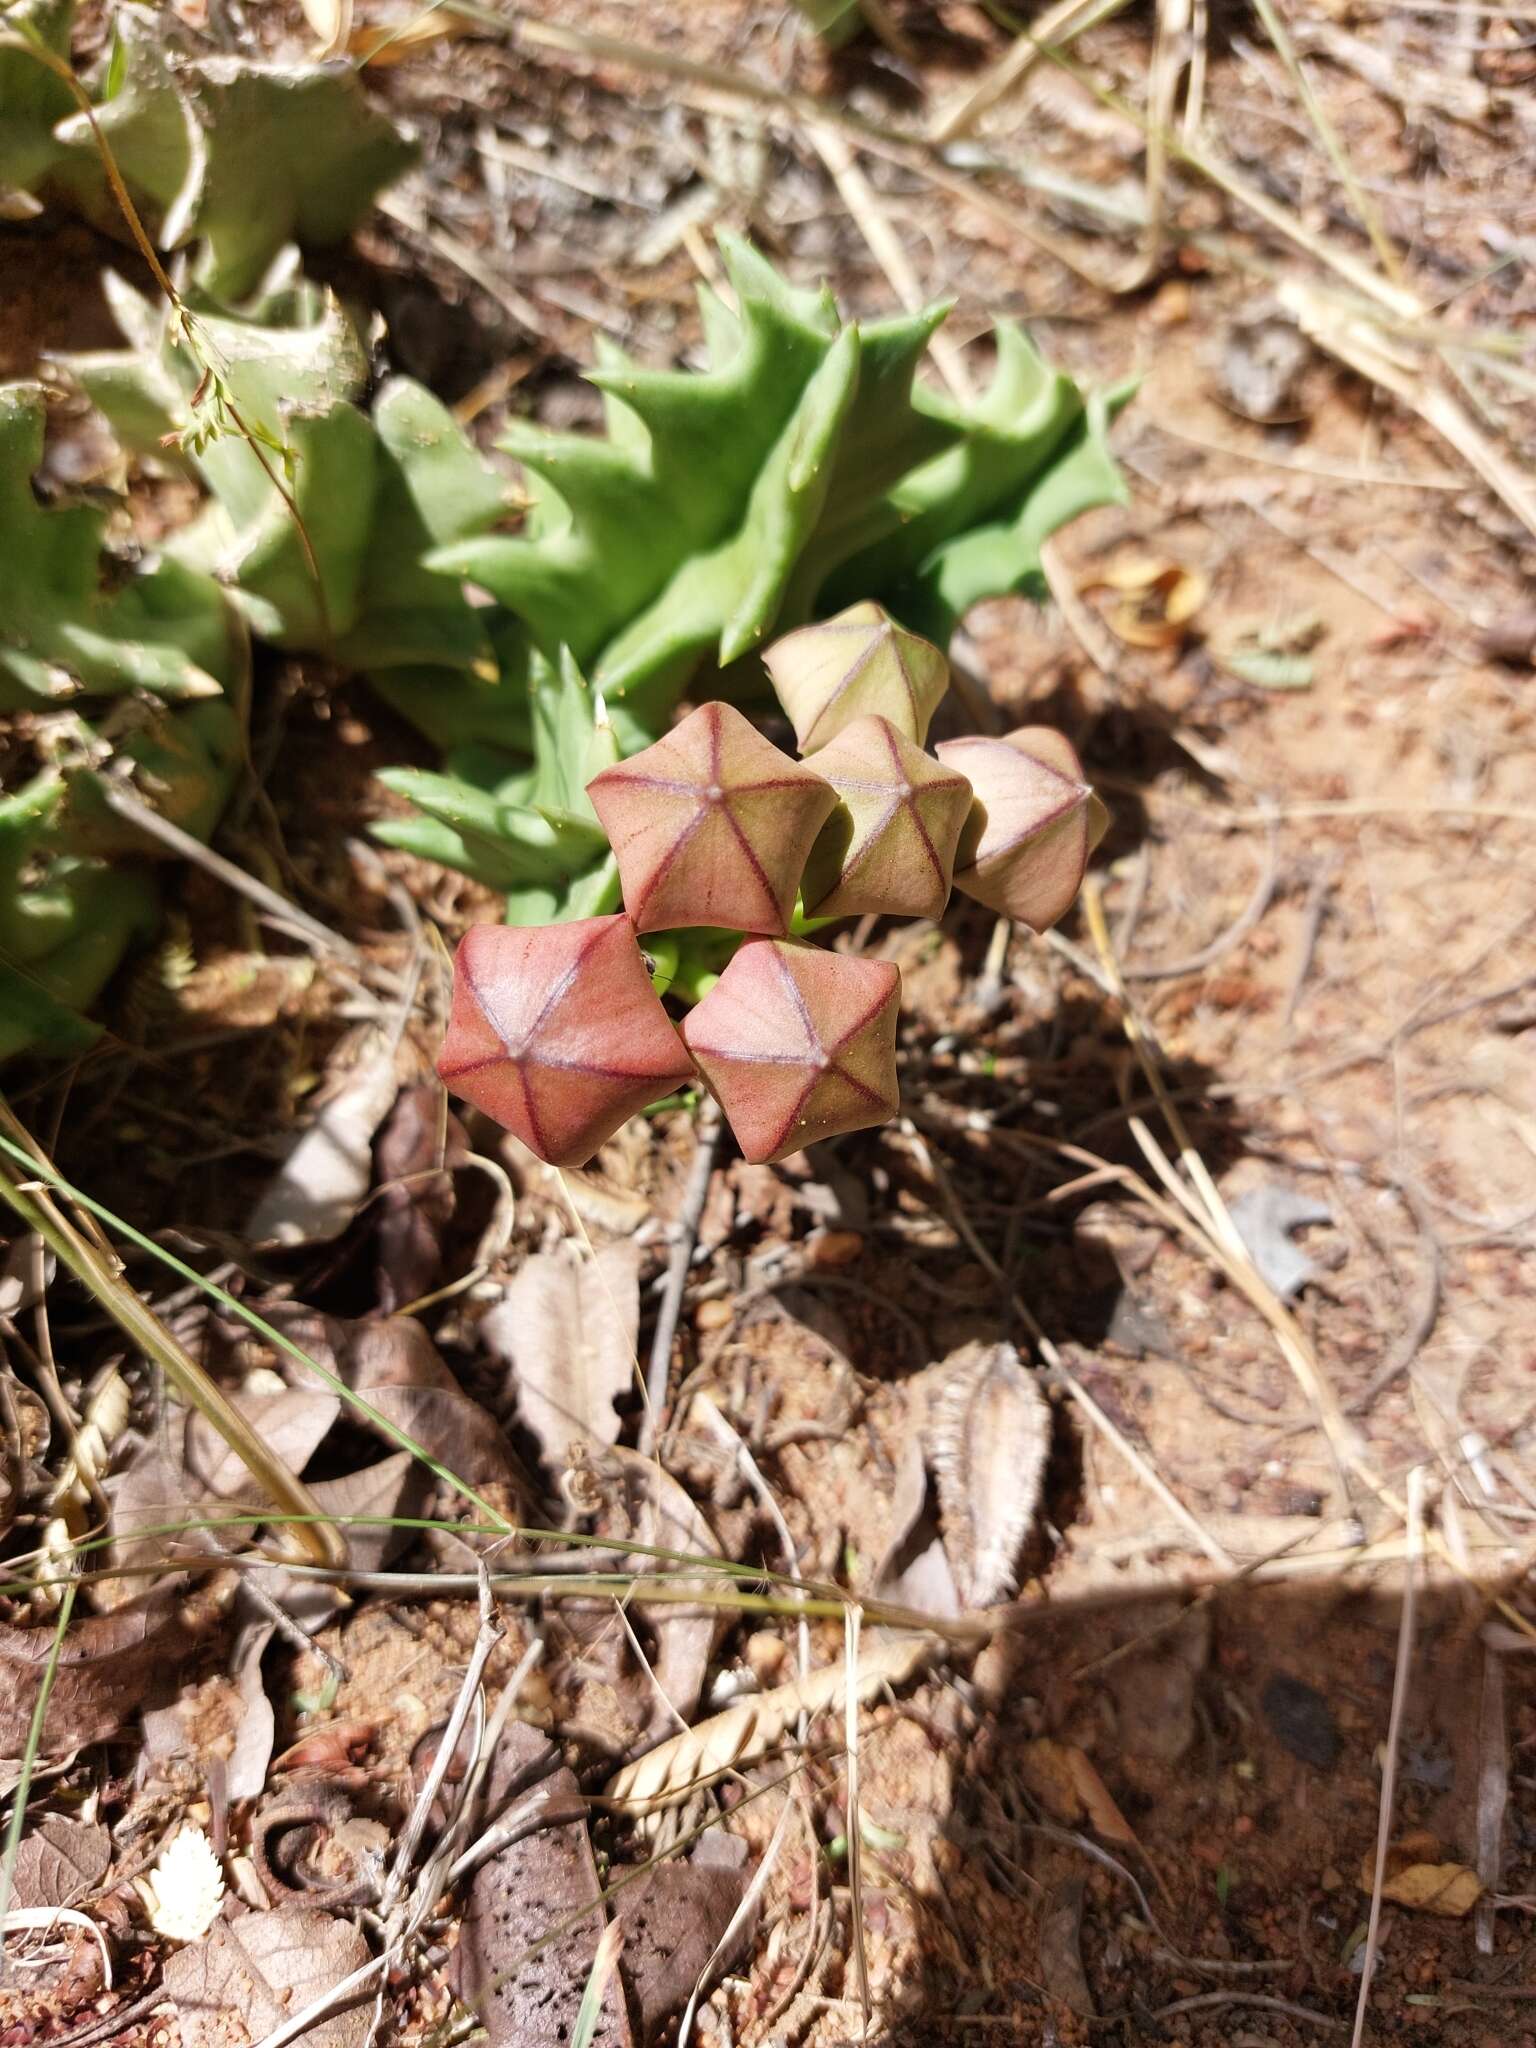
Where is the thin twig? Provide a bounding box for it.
[1352,1464,1427,2048]
[642,1100,722,1455]
[92,782,361,965]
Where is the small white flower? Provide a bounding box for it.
[141,1826,225,1942]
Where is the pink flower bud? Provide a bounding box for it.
[934,727,1104,932]
[799,714,973,921]
[763,601,949,754]
[587,701,836,936]
[680,939,900,1165]
[437,916,694,1167]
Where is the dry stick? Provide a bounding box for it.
[641,1098,722,1456]
[1474,1634,1507,1956]
[92,781,362,966]
[1352,1465,1427,2048]
[896,1118,1235,1569]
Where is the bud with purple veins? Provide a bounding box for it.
[680,939,900,1165]
[799,714,973,921]
[934,727,1107,932]
[437,916,695,1167]
[763,601,950,754]
[586,701,837,936]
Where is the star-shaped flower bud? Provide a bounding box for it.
[437,916,694,1167]
[799,715,973,921]
[680,939,900,1165]
[586,701,836,936]
[763,601,949,754]
[935,727,1106,932]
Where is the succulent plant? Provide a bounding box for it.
[0,382,236,711]
[680,940,900,1165]
[436,915,695,1168]
[762,601,951,754]
[799,714,974,922]
[64,275,508,667]
[3,2,416,296]
[587,702,837,936]
[935,727,1108,932]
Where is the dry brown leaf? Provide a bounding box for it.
[1021,1739,1138,1850]
[248,1040,401,1248]
[9,1816,111,1911]
[164,1905,371,2048]
[186,1388,340,1505]
[374,1084,467,1312]
[1359,1846,1483,1917]
[1081,557,1209,649]
[604,1634,936,1815]
[610,1859,750,2041]
[591,1445,724,1736]
[482,1240,641,1474]
[246,1307,531,1513]
[0,1592,190,1755]
[923,1342,1050,1608]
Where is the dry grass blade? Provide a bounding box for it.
[926,0,1131,142]
[1277,277,1536,543]
[843,1605,871,2021]
[603,1635,936,1815]
[0,1106,343,1570]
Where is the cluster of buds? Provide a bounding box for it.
[438,604,1106,1167]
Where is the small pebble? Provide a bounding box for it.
[1261,1672,1340,1769]
[695,1298,733,1333]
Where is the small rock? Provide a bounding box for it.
[695,1298,733,1333]
[1261,1672,1340,1769]
[1320,1865,1344,1891]
[744,1631,788,1685]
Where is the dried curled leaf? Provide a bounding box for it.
[604,1634,935,1815]
[481,1240,641,1475]
[923,1342,1050,1609]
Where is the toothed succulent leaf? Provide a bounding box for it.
[0,383,232,709]
[587,701,836,936]
[56,24,417,299]
[437,915,694,1167]
[437,236,859,749]
[680,940,900,1164]
[375,654,620,924]
[0,771,161,1059]
[66,280,505,668]
[762,600,949,753]
[0,0,100,209]
[825,332,1133,644]
[799,715,972,921]
[935,727,1105,931]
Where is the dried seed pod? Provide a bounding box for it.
[762,600,949,754]
[586,701,836,936]
[935,727,1105,931]
[437,916,694,1167]
[680,940,900,1165]
[799,715,973,921]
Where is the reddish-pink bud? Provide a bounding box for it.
[586,701,836,936]
[934,727,1104,932]
[799,715,973,921]
[763,601,950,754]
[680,940,900,1165]
[437,916,694,1167]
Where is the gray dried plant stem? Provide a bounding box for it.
[0,1098,343,1569]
